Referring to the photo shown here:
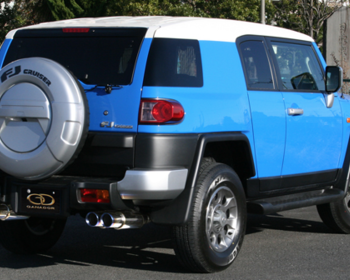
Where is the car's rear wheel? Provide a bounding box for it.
[172,160,246,272]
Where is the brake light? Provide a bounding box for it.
[80,189,110,203]
[62,28,90,33]
[139,99,184,124]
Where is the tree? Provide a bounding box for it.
[104,0,203,17]
[23,0,84,23]
[104,0,275,22]
[0,1,28,43]
[299,0,344,40]
[273,0,346,42]
[178,0,275,22]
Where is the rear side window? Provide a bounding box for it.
[143,38,203,87]
[239,40,274,90]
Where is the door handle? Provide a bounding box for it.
[287,108,304,115]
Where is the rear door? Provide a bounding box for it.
[237,36,286,190]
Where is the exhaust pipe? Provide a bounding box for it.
[0,204,10,221]
[101,212,149,229]
[86,212,104,227]
[0,204,29,221]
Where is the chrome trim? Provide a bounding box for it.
[101,212,125,229]
[4,214,29,221]
[0,204,10,221]
[117,169,188,200]
[0,204,29,221]
[85,212,104,227]
[324,93,334,108]
[287,108,304,116]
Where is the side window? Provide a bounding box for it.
[270,42,325,91]
[239,40,274,90]
[143,38,203,87]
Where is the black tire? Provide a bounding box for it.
[172,161,246,273]
[0,217,66,254]
[317,189,350,233]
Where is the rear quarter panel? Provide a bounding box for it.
[140,40,257,177]
[140,40,253,136]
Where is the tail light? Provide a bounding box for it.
[139,99,184,124]
[79,189,110,203]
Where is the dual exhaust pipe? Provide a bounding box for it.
[0,204,29,221]
[1,203,147,228]
[86,211,149,229]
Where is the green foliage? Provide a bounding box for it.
[102,0,199,17]
[191,0,275,22]
[0,1,27,42]
[103,0,275,22]
[78,0,110,17]
[273,0,303,32]
[24,0,85,22]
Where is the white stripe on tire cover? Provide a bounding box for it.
[0,57,86,180]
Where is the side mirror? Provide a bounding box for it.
[326,66,343,92]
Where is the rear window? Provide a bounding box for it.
[239,40,275,90]
[3,28,146,85]
[143,38,203,87]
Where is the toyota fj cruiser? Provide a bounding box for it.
[0,17,348,273]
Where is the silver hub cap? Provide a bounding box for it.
[206,186,238,252]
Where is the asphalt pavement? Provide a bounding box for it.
[0,206,349,280]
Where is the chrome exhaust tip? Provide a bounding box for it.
[101,212,148,229]
[0,204,28,221]
[101,212,125,229]
[85,212,103,227]
[0,204,10,221]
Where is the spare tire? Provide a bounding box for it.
[0,57,89,180]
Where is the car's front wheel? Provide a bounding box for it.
[317,189,350,234]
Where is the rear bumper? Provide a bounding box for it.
[4,168,188,218]
[0,132,198,221]
[117,169,188,200]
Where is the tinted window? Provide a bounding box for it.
[143,38,203,87]
[271,42,325,91]
[240,40,274,90]
[3,29,145,85]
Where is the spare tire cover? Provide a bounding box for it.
[0,57,88,180]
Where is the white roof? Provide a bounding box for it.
[6,16,313,43]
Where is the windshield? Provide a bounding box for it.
[3,28,146,85]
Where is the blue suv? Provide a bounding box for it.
[0,17,347,273]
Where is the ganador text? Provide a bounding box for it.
[26,205,55,210]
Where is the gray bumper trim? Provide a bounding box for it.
[117,169,188,200]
